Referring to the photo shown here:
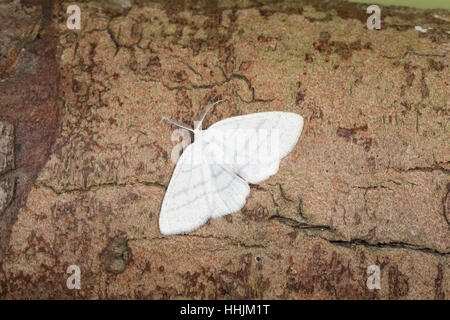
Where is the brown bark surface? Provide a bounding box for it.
[0,0,448,299]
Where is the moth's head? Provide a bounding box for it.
[193,127,202,140]
[163,100,223,134]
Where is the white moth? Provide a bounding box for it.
[159,101,304,235]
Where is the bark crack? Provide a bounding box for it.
[327,238,449,257]
[270,215,449,257]
[35,177,166,195]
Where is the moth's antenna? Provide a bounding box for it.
[162,117,194,133]
[195,99,224,130]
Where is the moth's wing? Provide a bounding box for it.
[159,141,250,235]
[203,112,303,184]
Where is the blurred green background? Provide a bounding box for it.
[349,0,450,9]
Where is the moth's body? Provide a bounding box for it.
[159,101,304,235]
[193,128,202,141]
